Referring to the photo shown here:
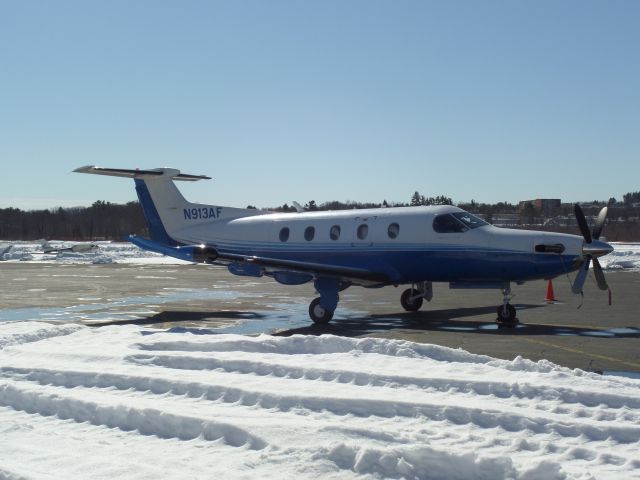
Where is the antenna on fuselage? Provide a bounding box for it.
[292,201,304,213]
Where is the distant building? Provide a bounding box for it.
[518,199,561,217]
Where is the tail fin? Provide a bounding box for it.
[74,166,261,246]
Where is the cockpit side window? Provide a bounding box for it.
[433,212,489,233]
[433,214,468,233]
[451,212,488,229]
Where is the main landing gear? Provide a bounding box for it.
[309,297,333,324]
[400,282,433,312]
[496,283,518,327]
[308,278,344,324]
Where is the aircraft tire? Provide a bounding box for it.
[400,288,423,312]
[496,304,518,327]
[309,298,333,324]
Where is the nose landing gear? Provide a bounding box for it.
[496,283,518,327]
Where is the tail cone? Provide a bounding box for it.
[545,279,557,303]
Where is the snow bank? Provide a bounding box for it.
[601,242,640,271]
[1,325,639,479]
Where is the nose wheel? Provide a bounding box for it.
[496,304,517,326]
[496,284,518,327]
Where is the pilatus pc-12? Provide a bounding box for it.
[75,166,613,326]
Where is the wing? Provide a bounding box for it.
[218,251,390,285]
[128,235,391,286]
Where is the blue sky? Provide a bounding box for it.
[1,1,638,210]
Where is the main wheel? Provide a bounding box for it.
[496,303,518,326]
[309,298,333,324]
[401,288,423,312]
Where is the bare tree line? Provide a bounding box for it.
[0,201,147,241]
[2,192,639,242]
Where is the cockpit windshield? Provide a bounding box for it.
[433,212,488,233]
[451,212,488,229]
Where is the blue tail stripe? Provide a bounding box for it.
[134,179,178,246]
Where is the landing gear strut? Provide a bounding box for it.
[400,282,433,312]
[496,283,518,327]
[308,278,342,324]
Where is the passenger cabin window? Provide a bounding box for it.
[279,227,290,242]
[357,224,369,240]
[433,212,488,233]
[388,223,399,239]
[330,225,341,241]
[304,226,315,241]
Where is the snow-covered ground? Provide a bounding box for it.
[0,240,188,264]
[1,322,639,480]
[2,240,639,271]
[1,241,640,479]
[601,243,640,272]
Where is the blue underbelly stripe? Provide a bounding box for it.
[214,246,580,284]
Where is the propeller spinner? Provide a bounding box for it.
[572,204,614,294]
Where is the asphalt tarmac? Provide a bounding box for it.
[1,262,639,373]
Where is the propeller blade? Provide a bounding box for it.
[572,258,591,294]
[592,257,609,291]
[574,204,592,244]
[592,206,608,240]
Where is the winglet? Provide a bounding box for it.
[73,165,211,181]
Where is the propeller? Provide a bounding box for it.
[572,204,612,294]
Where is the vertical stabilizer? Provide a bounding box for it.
[134,178,179,245]
[74,165,263,246]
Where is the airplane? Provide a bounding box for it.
[40,239,100,254]
[74,165,614,327]
[0,243,34,261]
[0,244,14,260]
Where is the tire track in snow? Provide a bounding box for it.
[0,379,267,450]
[0,466,34,480]
[135,334,640,407]
[125,351,640,416]
[0,323,83,350]
[136,335,495,363]
[2,365,640,445]
[316,442,566,480]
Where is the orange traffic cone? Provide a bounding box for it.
[545,279,557,303]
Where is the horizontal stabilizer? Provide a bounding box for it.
[73,165,211,181]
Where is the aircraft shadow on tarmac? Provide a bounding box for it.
[274,304,640,339]
[86,304,640,341]
[86,310,266,327]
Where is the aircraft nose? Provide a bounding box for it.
[582,239,614,258]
